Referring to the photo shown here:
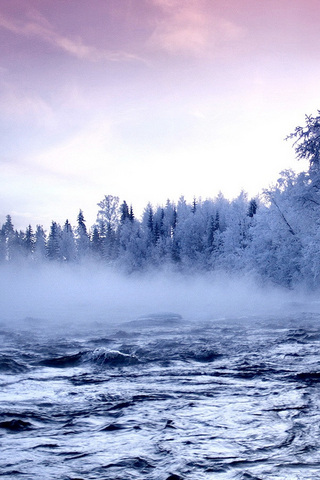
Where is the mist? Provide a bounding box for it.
[0,263,317,331]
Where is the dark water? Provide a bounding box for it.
[1,312,320,480]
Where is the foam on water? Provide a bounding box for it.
[1,312,320,479]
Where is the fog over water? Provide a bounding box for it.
[0,263,317,327]
[3,266,320,479]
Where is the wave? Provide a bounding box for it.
[0,355,28,374]
[38,352,83,368]
[0,419,33,431]
[38,348,140,369]
[85,348,140,366]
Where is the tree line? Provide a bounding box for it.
[2,111,320,288]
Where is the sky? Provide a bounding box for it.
[1,0,320,231]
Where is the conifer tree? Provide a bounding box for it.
[34,225,47,261]
[129,205,135,222]
[2,215,15,261]
[61,220,76,261]
[24,225,35,256]
[248,198,258,218]
[90,226,102,259]
[47,221,61,260]
[76,209,89,258]
[120,201,130,224]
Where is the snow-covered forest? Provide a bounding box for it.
[2,113,320,289]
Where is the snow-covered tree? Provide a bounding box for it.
[47,221,62,261]
[24,225,35,257]
[217,192,250,272]
[96,195,120,262]
[141,203,156,256]
[129,205,135,222]
[76,210,89,258]
[176,203,206,268]
[286,111,320,173]
[34,225,47,261]
[248,198,258,218]
[0,227,6,262]
[118,217,146,271]
[60,220,76,262]
[120,201,130,224]
[286,111,320,211]
[2,215,16,261]
[6,108,320,288]
[97,195,120,231]
[90,225,102,259]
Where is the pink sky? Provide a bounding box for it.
[1,0,320,229]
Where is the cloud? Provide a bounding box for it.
[0,11,143,63]
[0,80,55,126]
[24,121,114,180]
[147,1,209,56]
[147,0,245,57]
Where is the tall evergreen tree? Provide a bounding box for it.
[60,220,76,262]
[2,215,15,261]
[76,209,89,258]
[47,221,61,261]
[129,205,135,222]
[248,198,258,218]
[24,225,35,256]
[34,225,47,261]
[0,227,6,262]
[142,204,156,249]
[120,201,130,224]
[192,197,197,214]
[90,226,103,259]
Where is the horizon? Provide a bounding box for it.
[1,0,319,230]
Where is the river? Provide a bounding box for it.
[1,312,320,479]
